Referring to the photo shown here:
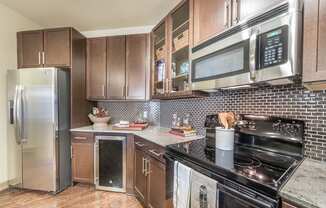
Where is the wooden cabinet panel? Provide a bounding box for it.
[86,37,107,100]
[193,0,226,46]
[107,36,126,100]
[43,28,71,67]
[126,34,148,100]
[72,132,94,184]
[147,158,166,208]
[134,148,147,203]
[17,30,43,68]
[303,0,326,84]
[238,0,284,21]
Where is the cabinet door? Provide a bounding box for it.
[303,0,326,83]
[126,34,148,100]
[237,0,284,21]
[72,142,94,184]
[134,148,147,204]
[43,28,71,67]
[17,30,43,68]
[193,0,226,46]
[147,158,166,208]
[107,36,126,100]
[86,38,107,100]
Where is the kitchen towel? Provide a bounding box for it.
[173,161,192,208]
[190,170,218,208]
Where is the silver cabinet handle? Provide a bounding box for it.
[145,158,150,176]
[102,85,105,98]
[232,0,239,25]
[149,149,162,157]
[38,52,41,65]
[142,157,146,174]
[135,142,145,147]
[224,0,230,28]
[42,51,45,65]
[74,136,87,140]
[249,28,259,81]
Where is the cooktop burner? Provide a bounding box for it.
[168,139,298,190]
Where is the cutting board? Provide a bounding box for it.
[112,123,149,131]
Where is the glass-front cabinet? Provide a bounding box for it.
[170,1,190,93]
[151,0,207,99]
[152,21,167,97]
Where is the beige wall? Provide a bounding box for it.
[0,3,40,189]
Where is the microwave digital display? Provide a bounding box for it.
[258,25,288,69]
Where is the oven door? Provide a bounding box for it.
[217,183,276,208]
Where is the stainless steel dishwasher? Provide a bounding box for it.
[94,135,126,192]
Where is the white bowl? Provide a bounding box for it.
[88,114,111,127]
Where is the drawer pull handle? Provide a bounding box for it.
[135,142,145,147]
[149,149,162,157]
[74,136,87,140]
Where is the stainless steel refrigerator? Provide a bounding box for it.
[7,68,71,193]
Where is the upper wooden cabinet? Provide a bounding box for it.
[303,0,326,90]
[126,34,149,100]
[17,30,44,68]
[17,27,72,68]
[107,36,126,100]
[43,28,71,67]
[86,37,107,100]
[237,0,284,21]
[86,34,150,101]
[193,0,226,46]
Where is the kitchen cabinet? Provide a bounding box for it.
[86,37,107,100]
[43,28,71,67]
[17,30,43,68]
[237,0,284,22]
[193,0,226,46]
[86,34,150,101]
[134,137,166,208]
[17,27,72,68]
[126,34,149,100]
[151,0,208,100]
[71,132,94,184]
[303,0,326,90]
[107,36,126,100]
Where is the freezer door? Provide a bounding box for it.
[7,70,23,188]
[19,68,58,192]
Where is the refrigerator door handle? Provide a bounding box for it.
[20,86,27,143]
[13,85,21,144]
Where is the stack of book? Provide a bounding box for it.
[169,127,197,137]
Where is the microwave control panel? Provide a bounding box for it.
[258,25,288,69]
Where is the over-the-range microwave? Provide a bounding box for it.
[191,0,303,91]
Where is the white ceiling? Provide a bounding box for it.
[0,0,181,31]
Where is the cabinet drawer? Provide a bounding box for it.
[72,132,94,143]
[134,136,165,163]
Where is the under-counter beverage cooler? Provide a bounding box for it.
[94,135,127,192]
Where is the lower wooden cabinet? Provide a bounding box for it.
[134,137,166,208]
[71,132,94,184]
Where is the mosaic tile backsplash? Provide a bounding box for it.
[99,84,326,161]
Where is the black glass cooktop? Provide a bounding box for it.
[166,138,299,190]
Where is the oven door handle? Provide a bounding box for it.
[218,184,275,208]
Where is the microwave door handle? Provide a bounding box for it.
[224,0,229,28]
[249,29,258,81]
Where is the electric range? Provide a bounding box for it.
[165,115,304,208]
